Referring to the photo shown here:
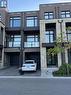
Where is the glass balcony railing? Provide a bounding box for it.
[24,42,39,47]
[6,41,39,48]
[6,41,21,48]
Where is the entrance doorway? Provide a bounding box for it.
[46,48,58,67]
[47,54,58,67]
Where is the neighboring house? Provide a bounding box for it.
[0,0,71,72]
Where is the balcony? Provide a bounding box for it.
[24,42,39,48]
[5,41,21,48]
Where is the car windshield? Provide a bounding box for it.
[25,61,34,64]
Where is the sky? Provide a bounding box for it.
[7,0,71,12]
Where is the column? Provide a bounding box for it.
[62,21,67,42]
[1,27,5,68]
[62,21,68,64]
[19,12,24,67]
[23,31,25,64]
[56,20,62,67]
[40,20,47,76]
[40,47,47,69]
[58,53,62,67]
[19,30,24,67]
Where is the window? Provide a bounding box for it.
[44,12,54,19]
[45,30,54,43]
[27,35,38,42]
[10,17,21,27]
[26,16,38,27]
[47,52,57,66]
[61,11,70,18]
[66,30,71,42]
[24,35,39,47]
[0,0,7,7]
[7,35,21,47]
[68,48,71,64]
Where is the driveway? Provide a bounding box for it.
[0,67,41,76]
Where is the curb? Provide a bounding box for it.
[0,76,71,79]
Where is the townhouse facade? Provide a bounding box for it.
[0,0,71,72]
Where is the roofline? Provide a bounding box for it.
[39,2,71,6]
[8,10,39,14]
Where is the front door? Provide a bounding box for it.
[68,49,71,64]
[47,54,58,67]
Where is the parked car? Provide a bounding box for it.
[19,60,37,75]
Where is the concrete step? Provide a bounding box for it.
[41,68,58,77]
[47,68,58,77]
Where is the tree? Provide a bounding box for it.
[47,27,71,76]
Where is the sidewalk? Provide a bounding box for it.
[0,66,58,77]
[0,75,71,79]
[0,67,71,78]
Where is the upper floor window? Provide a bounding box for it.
[66,30,71,42]
[45,30,54,43]
[0,0,7,7]
[44,12,54,19]
[61,11,70,18]
[6,35,21,47]
[24,35,39,47]
[10,17,21,27]
[26,35,39,42]
[26,16,38,27]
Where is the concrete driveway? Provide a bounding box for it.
[0,67,41,76]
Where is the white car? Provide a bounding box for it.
[19,60,37,74]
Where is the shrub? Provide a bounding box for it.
[53,64,71,76]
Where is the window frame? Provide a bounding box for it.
[24,35,39,47]
[9,17,21,27]
[26,35,39,42]
[61,10,71,18]
[7,35,21,48]
[66,30,71,42]
[0,0,7,7]
[45,30,54,43]
[26,16,38,27]
[44,12,54,19]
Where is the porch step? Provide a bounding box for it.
[47,68,58,77]
[41,68,58,77]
